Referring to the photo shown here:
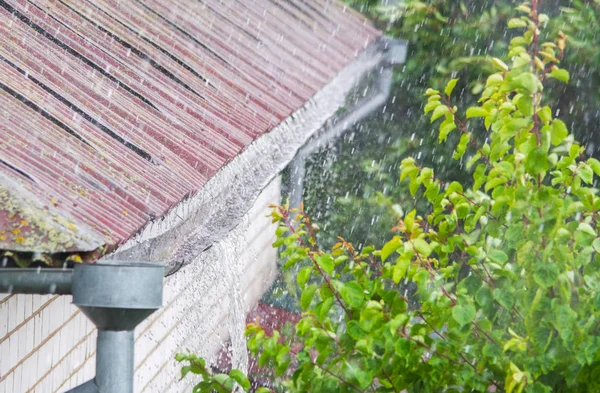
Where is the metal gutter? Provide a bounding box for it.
[0,268,73,294]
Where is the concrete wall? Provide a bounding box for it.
[0,177,281,393]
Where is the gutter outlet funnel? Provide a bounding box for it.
[67,262,164,393]
[72,262,163,330]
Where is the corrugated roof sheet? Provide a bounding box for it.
[0,0,379,256]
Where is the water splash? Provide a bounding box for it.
[219,233,249,379]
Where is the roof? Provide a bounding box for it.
[0,0,379,256]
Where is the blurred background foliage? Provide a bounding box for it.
[298,0,600,250]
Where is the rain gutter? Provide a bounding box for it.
[289,37,408,209]
[0,262,164,393]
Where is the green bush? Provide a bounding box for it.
[179,3,600,392]
[302,0,600,251]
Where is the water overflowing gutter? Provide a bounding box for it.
[105,39,392,273]
[289,37,408,209]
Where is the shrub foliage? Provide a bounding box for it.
[179,2,600,392]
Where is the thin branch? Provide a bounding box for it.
[280,208,352,318]
[380,368,400,393]
[442,96,492,166]
[311,362,364,393]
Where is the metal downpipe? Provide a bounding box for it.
[96,330,135,393]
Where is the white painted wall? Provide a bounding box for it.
[0,177,281,393]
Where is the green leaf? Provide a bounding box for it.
[525,147,549,175]
[315,254,334,275]
[181,366,192,380]
[487,73,503,87]
[381,236,402,262]
[592,238,600,256]
[213,374,233,391]
[580,163,594,184]
[297,266,312,287]
[300,284,317,310]
[340,281,364,309]
[346,362,373,390]
[466,153,482,169]
[466,107,489,118]
[424,100,441,114]
[533,262,560,288]
[549,67,570,83]
[507,18,527,28]
[409,176,422,196]
[516,95,533,116]
[256,388,271,393]
[413,238,431,256]
[488,249,509,264]
[551,119,568,146]
[482,343,502,359]
[476,286,493,307]
[446,181,463,195]
[445,78,459,96]
[505,118,530,133]
[458,274,482,295]
[513,72,539,93]
[395,338,411,355]
[393,256,411,284]
[431,105,450,122]
[492,57,509,71]
[452,304,476,326]
[453,133,470,160]
[588,158,600,176]
[439,120,457,142]
[455,202,470,219]
[493,288,515,309]
[229,369,251,391]
[555,304,577,331]
[347,320,367,340]
[538,106,552,122]
[578,222,596,237]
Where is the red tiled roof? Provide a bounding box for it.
[0,0,379,255]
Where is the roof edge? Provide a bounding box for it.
[105,41,385,270]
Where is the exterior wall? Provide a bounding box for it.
[0,177,281,393]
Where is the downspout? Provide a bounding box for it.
[289,37,408,209]
[0,261,164,393]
